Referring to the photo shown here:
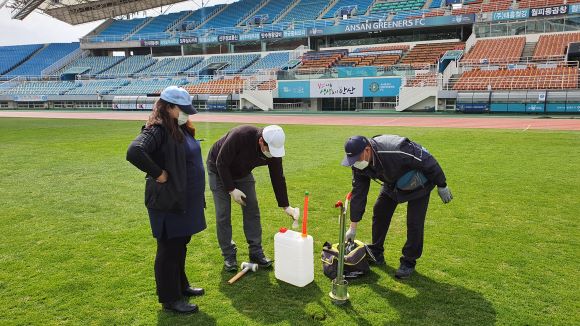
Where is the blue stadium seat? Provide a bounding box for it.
[65,79,130,95]
[8,81,78,95]
[243,52,291,73]
[323,0,374,19]
[95,18,148,42]
[0,44,43,75]
[246,0,294,25]
[179,5,225,30]
[99,55,157,77]
[59,56,126,76]
[5,43,79,77]
[202,0,262,29]
[279,0,332,22]
[130,11,190,40]
[110,78,189,95]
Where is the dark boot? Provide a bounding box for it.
[162,299,198,314]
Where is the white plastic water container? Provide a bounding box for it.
[274,228,314,287]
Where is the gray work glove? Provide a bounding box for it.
[438,186,453,204]
[345,222,358,241]
[229,188,247,206]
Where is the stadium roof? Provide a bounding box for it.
[4,0,197,25]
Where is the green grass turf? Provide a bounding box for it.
[0,118,578,325]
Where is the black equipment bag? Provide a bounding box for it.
[321,239,376,279]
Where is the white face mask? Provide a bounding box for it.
[353,160,369,170]
[177,111,189,126]
[262,150,273,158]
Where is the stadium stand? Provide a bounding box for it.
[406,72,438,87]
[99,55,156,77]
[370,0,426,14]
[243,52,291,73]
[109,78,189,95]
[188,54,260,75]
[66,80,129,95]
[4,43,79,77]
[7,81,78,95]
[95,18,149,42]
[298,49,347,72]
[202,0,262,29]
[0,44,43,75]
[247,0,294,24]
[454,66,578,90]
[462,37,526,64]
[58,56,125,76]
[130,11,190,39]
[279,0,332,22]
[533,32,580,61]
[179,5,225,30]
[184,77,244,94]
[323,0,374,19]
[400,42,465,68]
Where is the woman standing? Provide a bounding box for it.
[127,86,206,314]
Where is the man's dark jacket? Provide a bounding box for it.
[350,135,447,222]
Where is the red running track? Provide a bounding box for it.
[0,111,579,130]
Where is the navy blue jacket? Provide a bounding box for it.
[349,135,447,222]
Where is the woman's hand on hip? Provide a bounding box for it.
[156,170,168,183]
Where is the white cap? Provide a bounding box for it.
[262,125,285,157]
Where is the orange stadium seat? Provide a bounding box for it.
[462,37,526,64]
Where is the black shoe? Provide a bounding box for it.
[183,287,205,297]
[162,299,198,314]
[224,256,238,272]
[249,254,273,268]
[395,264,415,279]
[369,256,385,266]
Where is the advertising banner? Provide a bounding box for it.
[141,40,160,47]
[492,9,529,21]
[363,78,402,97]
[217,34,240,42]
[530,5,568,17]
[278,81,310,98]
[179,37,198,45]
[337,67,377,78]
[322,14,475,36]
[310,79,363,98]
[260,31,283,40]
[570,4,580,14]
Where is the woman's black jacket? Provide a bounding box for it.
[126,124,187,213]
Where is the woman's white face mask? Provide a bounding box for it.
[177,111,189,126]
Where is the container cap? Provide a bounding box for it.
[279,227,288,233]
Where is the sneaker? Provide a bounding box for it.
[395,264,415,279]
[249,254,273,268]
[224,256,238,272]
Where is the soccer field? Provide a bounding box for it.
[0,117,578,325]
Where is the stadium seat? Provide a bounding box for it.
[110,78,189,95]
[533,32,580,61]
[59,56,126,76]
[4,43,79,77]
[0,44,43,76]
[202,0,262,29]
[183,77,245,94]
[279,0,332,22]
[400,42,465,69]
[454,65,578,90]
[462,37,526,64]
[243,52,291,74]
[130,11,191,40]
[99,55,157,77]
[65,79,130,95]
[323,0,374,19]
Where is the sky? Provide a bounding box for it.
[0,0,234,46]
